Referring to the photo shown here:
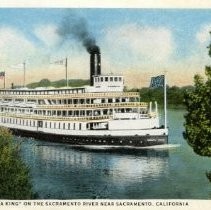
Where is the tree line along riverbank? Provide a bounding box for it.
[24,78,192,109]
[136,85,193,109]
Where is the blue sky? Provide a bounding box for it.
[0,8,211,87]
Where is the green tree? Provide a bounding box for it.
[27,78,89,88]
[138,86,187,108]
[39,79,51,87]
[183,66,211,157]
[168,86,184,106]
[0,127,34,199]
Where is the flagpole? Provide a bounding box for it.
[164,72,167,129]
[23,62,26,87]
[4,71,6,89]
[65,57,68,87]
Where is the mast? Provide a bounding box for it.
[3,71,6,89]
[65,57,68,87]
[23,61,26,87]
[164,73,167,129]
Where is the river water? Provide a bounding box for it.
[17,109,211,199]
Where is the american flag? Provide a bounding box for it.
[10,63,24,69]
[150,75,165,88]
[0,71,5,79]
[52,59,66,65]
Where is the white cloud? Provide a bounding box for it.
[103,23,175,65]
[194,24,211,67]
[0,27,36,63]
[196,24,211,44]
[33,24,60,47]
[2,22,210,88]
[100,23,211,87]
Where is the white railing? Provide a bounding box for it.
[0,91,139,99]
[0,112,113,122]
[37,102,148,109]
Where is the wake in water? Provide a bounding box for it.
[141,144,180,149]
[72,144,180,151]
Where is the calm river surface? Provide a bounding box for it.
[17,109,211,199]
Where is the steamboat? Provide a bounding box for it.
[0,46,168,147]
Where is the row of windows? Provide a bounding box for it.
[95,76,122,83]
[1,97,135,105]
[1,118,37,127]
[1,108,145,117]
[1,118,83,130]
[1,108,110,116]
[40,121,80,130]
[40,97,129,105]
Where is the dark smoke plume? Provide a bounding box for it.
[57,13,98,53]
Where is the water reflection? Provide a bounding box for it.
[13,109,211,199]
[18,138,169,199]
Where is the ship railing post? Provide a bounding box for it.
[149,101,152,114]
[155,101,158,115]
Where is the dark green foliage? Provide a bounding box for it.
[208,44,211,57]
[27,78,89,88]
[168,86,184,106]
[138,86,190,108]
[0,127,33,199]
[139,87,164,105]
[206,171,211,182]
[183,66,211,157]
[39,79,51,87]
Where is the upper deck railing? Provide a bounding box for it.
[0,91,139,99]
[0,112,113,122]
[0,112,157,122]
[36,102,148,110]
[0,87,85,96]
[0,102,148,110]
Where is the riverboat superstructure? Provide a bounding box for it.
[0,46,168,147]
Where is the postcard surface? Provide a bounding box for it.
[0,1,211,210]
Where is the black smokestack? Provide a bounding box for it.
[89,45,101,86]
[57,13,101,85]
